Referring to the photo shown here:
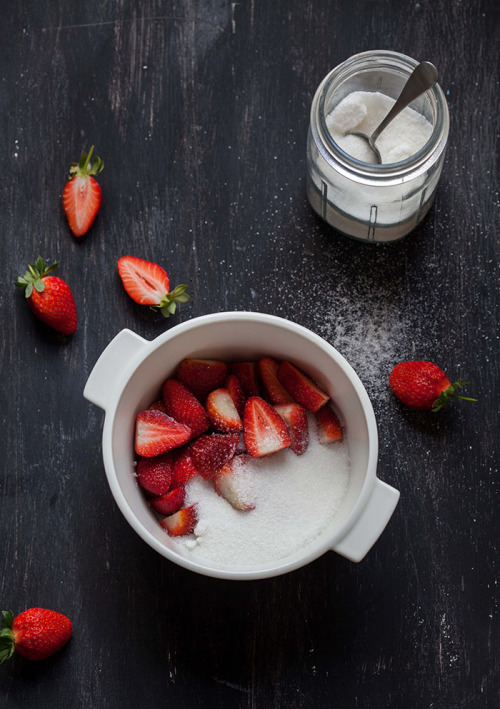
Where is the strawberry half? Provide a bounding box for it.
[150,485,186,516]
[171,447,199,487]
[315,406,343,443]
[229,361,260,397]
[274,403,309,455]
[225,374,246,418]
[189,432,240,480]
[0,608,72,664]
[162,378,210,439]
[160,505,198,537]
[213,455,255,511]
[243,396,291,458]
[62,146,103,237]
[258,357,294,404]
[176,358,228,401]
[206,388,243,433]
[135,409,191,457]
[117,256,190,318]
[15,257,77,335]
[277,361,330,412]
[136,453,173,495]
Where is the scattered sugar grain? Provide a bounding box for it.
[174,420,350,566]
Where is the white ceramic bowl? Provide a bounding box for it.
[84,312,399,580]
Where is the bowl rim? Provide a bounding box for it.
[98,311,380,580]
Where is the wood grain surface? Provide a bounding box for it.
[0,1,499,707]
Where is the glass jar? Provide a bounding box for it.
[306,50,449,242]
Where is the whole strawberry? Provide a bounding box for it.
[0,608,72,663]
[62,145,103,237]
[389,361,476,411]
[15,257,77,335]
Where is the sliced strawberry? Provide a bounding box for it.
[189,432,240,480]
[150,485,186,515]
[274,403,309,455]
[62,146,103,237]
[206,388,243,433]
[117,256,189,318]
[225,374,246,418]
[171,447,198,487]
[315,406,343,443]
[243,396,291,458]
[136,453,173,495]
[134,409,192,457]
[229,361,260,397]
[277,361,330,412]
[176,358,228,401]
[162,378,210,439]
[160,505,198,537]
[148,399,167,414]
[213,455,255,511]
[258,357,294,404]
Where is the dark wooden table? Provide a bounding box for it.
[1,1,498,707]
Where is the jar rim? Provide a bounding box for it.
[315,50,449,176]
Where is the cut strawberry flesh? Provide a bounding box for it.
[277,361,330,412]
[62,174,102,237]
[243,396,291,458]
[315,406,343,443]
[258,357,294,404]
[117,256,170,305]
[225,374,246,418]
[135,409,192,457]
[213,455,255,511]
[160,505,198,537]
[274,403,309,455]
[206,387,243,432]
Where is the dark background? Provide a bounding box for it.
[1,1,498,707]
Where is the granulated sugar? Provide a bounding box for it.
[173,418,350,566]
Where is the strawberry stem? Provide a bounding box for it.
[15,257,59,298]
[0,611,15,666]
[432,380,477,412]
[69,145,104,180]
[151,284,190,318]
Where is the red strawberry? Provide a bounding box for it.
[150,485,186,515]
[0,608,72,664]
[162,378,210,438]
[315,406,343,443]
[15,257,77,335]
[171,447,198,487]
[189,432,240,480]
[62,146,103,237]
[389,361,476,411]
[277,361,329,412]
[274,403,309,455]
[136,453,173,495]
[258,357,294,404]
[160,505,198,537]
[176,359,228,401]
[243,396,291,458]
[229,361,260,397]
[206,388,243,433]
[225,374,246,418]
[213,455,255,511]
[135,409,191,457]
[117,256,190,318]
[148,399,167,414]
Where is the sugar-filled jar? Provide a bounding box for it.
[306,50,450,242]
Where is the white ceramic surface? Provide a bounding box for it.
[83,312,399,579]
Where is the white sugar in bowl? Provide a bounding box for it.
[84,312,399,580]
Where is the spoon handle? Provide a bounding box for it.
[370,61,439,145]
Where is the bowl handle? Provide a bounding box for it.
[332,478,400,562]
[83,329,148,410]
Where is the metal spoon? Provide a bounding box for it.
[345,61,438,164]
